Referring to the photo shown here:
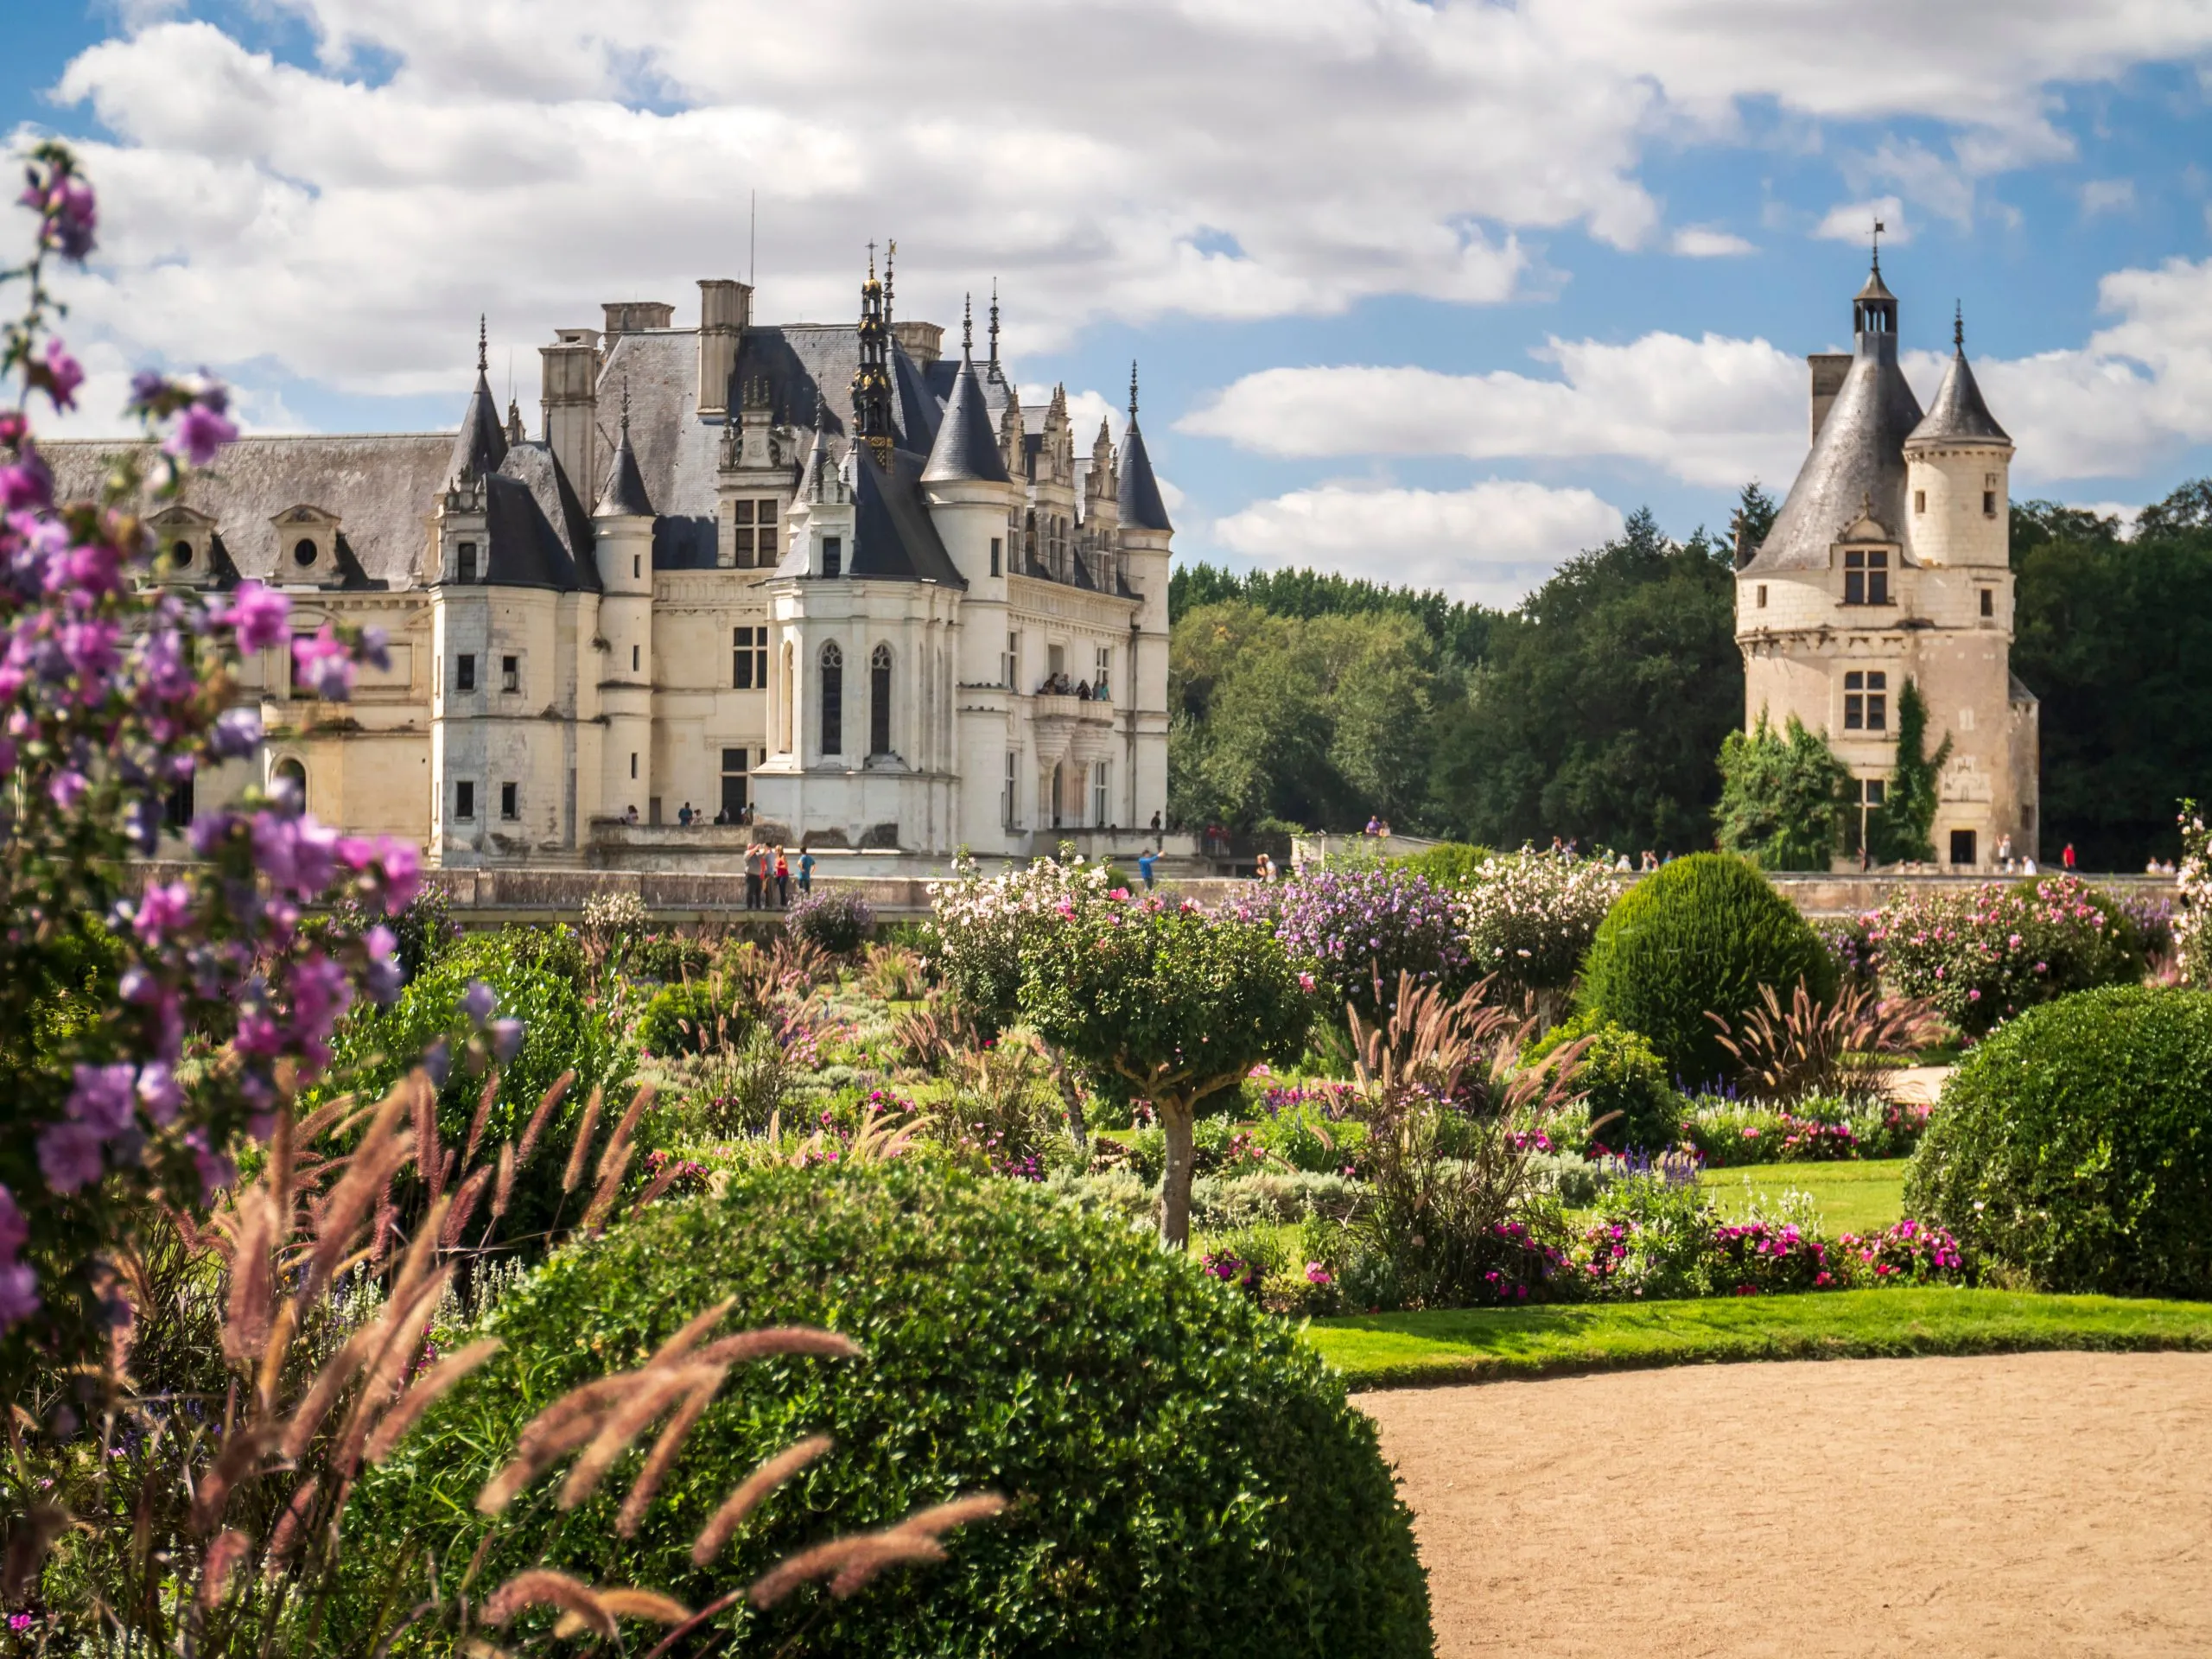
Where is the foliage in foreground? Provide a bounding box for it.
[1575,853,1835,1090]
[1907,985,2212,1297]
[354,1161,1434,1659]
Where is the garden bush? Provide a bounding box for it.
[354,1161,1433,1657]
[639,976,756,1058]
[1526,1018,1682,1153]
[788,887,875,954]
[1905,985,2212,1295]
[1575,853,1834,1089]
[1868,874,2145,1037]
[1394,842,1491,888]
[1456,852,1620,1011]
[1269,862,1470,1025]
[620,930,717,983]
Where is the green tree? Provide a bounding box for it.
[2010,488,2212,868]
[1714,712,1853,869]
[1017,899,1312,1247]
[1170,560,1493,668]
[1427,509,1742,855]
[1728,480,1778,568]
[1866,678,1951,865]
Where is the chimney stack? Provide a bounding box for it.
[696,278,751,418]
[540,328,601,498]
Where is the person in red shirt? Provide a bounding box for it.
[2063,842,2077,872]
[775,849,791,907]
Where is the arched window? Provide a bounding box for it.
[819,640,843,756]
[273,756,307,810]
[292,538,317,569]
[869,644,893,755]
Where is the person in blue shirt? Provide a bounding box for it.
[1137,849,1157,890]
[798,848,815,894]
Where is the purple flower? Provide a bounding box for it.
[488,1019,524,1063]
[164,397,238,467]
[185,1128,235,1198]
[0,445,54,512]
[363,923,403,1005]
[37,1122,105,1193]
[210,706,263,758]
[68,1061,139,1138]
[461,979,497,1027]
[290,626,354,701]
[126,369,168,412]
[130,879,192,944]
[223,582,290,653]
[35,341,84,411]
[0,1264,38,1331]
[359,625,391,671]
[137,1063,182,1127]
[47,769,87,810]
[24,169,98,260]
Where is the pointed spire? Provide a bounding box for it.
[478,314,488,372]
[850,245,896,471]
[594,376,654,518]
[987,280,1000,372]
[505,397,524,445]
[448,317,509,486]
[923,350,1009,486]
[1906,305,2010,451]
[1116,359,1172,533]
[963,292,973,355]
[1954,300,1965,353]
[883,237,895,326]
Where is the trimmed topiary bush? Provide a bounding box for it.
[351,1162,1432,1656]
[1904,985,2212,1296]
[1574,853,1834,1090]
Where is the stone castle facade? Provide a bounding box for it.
[1737,257,2038,870]
[52,257,1173,867]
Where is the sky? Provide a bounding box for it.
[7,0,2212,607]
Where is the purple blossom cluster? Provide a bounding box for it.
[1268,864,1469,1022]
[0,149,423,1355]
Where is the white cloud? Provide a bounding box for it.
[22,0,2212,414]
[1211,480,1625,607]
[2080,177,2136,215]
[1671,226,1756,257]
[1179,333,1806,489]
[1816,196,1909,245]
[1181,251,2212,491]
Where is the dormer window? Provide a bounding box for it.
[149,504,218,583]
[823,536,842,579]
[458,542,478,584]
[1843,548,1889,606]
[272,505,340,582]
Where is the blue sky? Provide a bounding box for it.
[9,0,2212,605]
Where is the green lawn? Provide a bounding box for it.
[1305,1289,2212,1389]
[1698,1158,1908,1236]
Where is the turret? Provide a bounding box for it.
[1904,307,2012,569]
[1116,361,1173,689]
[594,389,656,821]
[921,295,1013,591]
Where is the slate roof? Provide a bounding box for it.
[448,368,509,485]
[921,353,1008,484]
[594,425,655,518]
[1745,334,1923,575]
[1905,348,2010,450]
[1116,419,1173,532]
[41,433,450,589]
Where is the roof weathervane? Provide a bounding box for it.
[867,239,876,282]
[1128,360,1139,425]
[884,237,895,324]
[477,314,487,373]
[963,291,973,355]
[988,279,1000,369]
[1954,300,1964,352]
[1871,218,1885,272]
[620,373,631,438]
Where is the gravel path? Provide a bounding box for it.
[1363,1351,2212,1656]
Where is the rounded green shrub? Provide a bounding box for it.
[1904,985,2212,1296]
[1574,853,1834,1089]
[354,1162,1431,1657]
[638,976,754,1057]
[1394,842,1491,888]
[1527,1018,1684,1152]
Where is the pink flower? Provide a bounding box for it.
[222,582,290,653]
[164,395,238,467]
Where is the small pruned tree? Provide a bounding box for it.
[1016,896,1312,1247]
[1714,711,1853,870]
[1870,678,1951,865]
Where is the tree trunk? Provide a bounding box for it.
[1042,1042,1089,1154]
[1158,1099,1196,1249]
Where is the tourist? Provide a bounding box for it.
[1997,833,2014,872]
[713,804,729,825]
[2022,855,2037,875]
[1138,847,1157,890]
[1615,853,1632,872]
[1365,815,1382,836]
[798,847,815,894]
[1253,851,1274,883]
[624,804,639,824]
[775,848,791,907]
[744,843,764,910]
[678,801,695,827]
[1148,810,1162,841]
[1077,679,1092,701]
[2063,842,2077,872]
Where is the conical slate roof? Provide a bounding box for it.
[1116,419,1172,532]
[594,423,654,518]
[1906,348,2009,449]
[921,353,1008,484]
[448,368,508,486]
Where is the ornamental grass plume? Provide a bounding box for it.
[1706,979,1943,1104]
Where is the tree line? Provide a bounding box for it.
[1167,479,2212,868]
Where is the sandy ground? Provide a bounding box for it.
[1886,1065,1953,1107]
[1363,1352,2212,1657]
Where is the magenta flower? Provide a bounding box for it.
[34,340,84,411]
[37,1122,105,1193]
[223,582,290,653]
[164,396,238,467]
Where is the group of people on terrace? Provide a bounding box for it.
[1037,672,1109,700]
